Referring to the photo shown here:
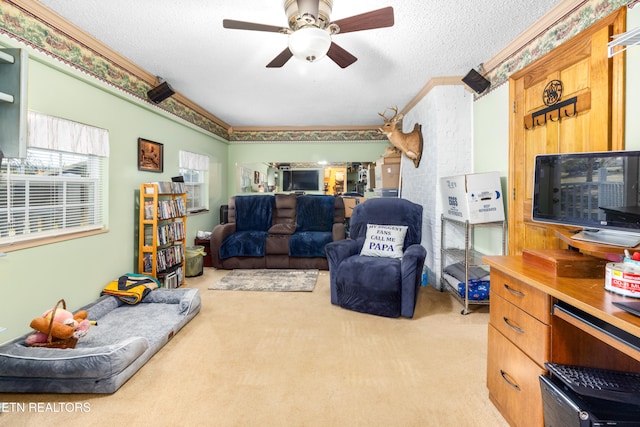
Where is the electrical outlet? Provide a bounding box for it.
[0,327,6,333]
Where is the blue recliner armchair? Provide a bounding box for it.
[325,198,427,318]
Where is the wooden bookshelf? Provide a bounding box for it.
[138,182,187,288]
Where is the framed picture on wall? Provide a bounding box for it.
[138,138,163,172]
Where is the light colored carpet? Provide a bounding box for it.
[0,268,508,427]
[208,269,318,292]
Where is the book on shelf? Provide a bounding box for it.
[144,227,153,246]
[144,201,154,220]
[143,253,153,273]
[156,244,184,272]
[156,221,185,245]
[158,269,178,289]
[157,264,183,289]
[157,199,187,220]
[144,181,186,195]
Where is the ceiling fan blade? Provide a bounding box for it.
[327,42,357,68]
[266,48,294,68]
[331,6,394,34]
[223,19,288,33]
[296,0,319,20]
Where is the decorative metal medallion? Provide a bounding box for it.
[525,78,578,130]
[543,80,563,106]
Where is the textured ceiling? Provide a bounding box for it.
[37,0,561,128]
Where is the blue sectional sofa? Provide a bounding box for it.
[0,287,200,393]
[210,193,345,270]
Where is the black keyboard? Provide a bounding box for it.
[546,362,640,406]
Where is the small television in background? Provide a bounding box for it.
[283,169,321,192]
[532,150,640,247]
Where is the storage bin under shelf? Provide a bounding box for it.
[440,214,506,314]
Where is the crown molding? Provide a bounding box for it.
[228,127,386,142]
[4,0,230,132]
[482,0,588,73]
[401,0,635,113]
[401,0,588,114]
[5,0,634,140]
[401,76,465,115]
[2,0,386,141]
[10,0,150,79]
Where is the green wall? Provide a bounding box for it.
[470,84,510,255]
[473,84,509,176]
[626,7,640,150]
[0,36,228,342]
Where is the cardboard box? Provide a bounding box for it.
[522,249,607,278]
[375,157,400,189]
[440,172,505,224]
[343,197,366,218]
[380,154,401,164]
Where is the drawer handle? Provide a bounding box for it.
[503,283,525,297]
[500,370,521,391]
[503,316,524,334]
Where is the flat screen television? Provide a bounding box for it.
[282,169,320,191]
[532,150,640,247]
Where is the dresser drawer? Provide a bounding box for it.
[490,293,550,367]
[491,270,551,323]
[487,325,545,427]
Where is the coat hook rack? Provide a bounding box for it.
[523,80,587,130]
[524,96,578,130]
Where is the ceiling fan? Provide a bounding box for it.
[222,0,394,68]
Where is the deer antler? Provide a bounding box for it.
[378,106,400,122]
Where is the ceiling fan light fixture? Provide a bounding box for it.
[288,27,331,62]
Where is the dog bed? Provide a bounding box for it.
[0,287,200,393]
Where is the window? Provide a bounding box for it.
[0,112,109,247]
[179,150,209,214]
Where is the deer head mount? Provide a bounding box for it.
[378,107,423,168]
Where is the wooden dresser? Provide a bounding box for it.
[484,255,640,427]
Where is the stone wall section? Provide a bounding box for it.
[401,85,473,288]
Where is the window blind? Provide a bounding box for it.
[179,150,208,171]
[178,150,209,213]
[0,112,109,246]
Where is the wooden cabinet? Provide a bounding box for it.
[138,182,187,288]
[490,294,549,366]
[490,270,550,323]
[484,255,640,427]
[487,326,546,427]
[486,266,551,426]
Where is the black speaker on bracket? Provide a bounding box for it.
[462,69,491,94]
[147,81,175,103]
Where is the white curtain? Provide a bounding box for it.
[179,150,209,170]
[27,111,110,157]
